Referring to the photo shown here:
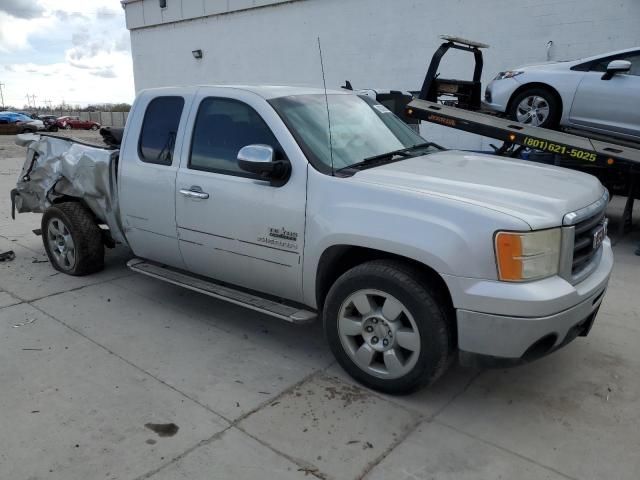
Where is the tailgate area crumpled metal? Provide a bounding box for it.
[11,134,125,243]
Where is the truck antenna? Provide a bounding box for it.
[317,37,335,175]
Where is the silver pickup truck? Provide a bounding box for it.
[11,86,613,394]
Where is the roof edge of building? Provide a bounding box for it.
[123,0,306,32]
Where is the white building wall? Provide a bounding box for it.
[125,0,640,150]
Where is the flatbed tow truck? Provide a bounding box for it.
[403,36,640,236]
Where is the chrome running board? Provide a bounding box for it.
[127,258,316,324]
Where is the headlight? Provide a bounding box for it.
[494,229,561,282]
[494,71,524,80]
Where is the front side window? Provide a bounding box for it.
[269,94,435,173]
[189,97,282,176]
[588,52,640,76]
[139,96,184,165]
[623,54,640,76]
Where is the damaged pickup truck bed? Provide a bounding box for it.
[11,85,613,394]
[12,134,125,249]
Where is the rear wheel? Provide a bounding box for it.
[324,260,452,394]
[508,87,560,128]
[64,124,72,130]
[42,202,104,276]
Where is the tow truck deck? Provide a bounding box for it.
[345,35,639,237]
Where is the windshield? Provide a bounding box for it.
[269,94,438,173]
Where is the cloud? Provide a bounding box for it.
[54,10,88,22]
[0,0,45,19]
[67,40,110,63]
[66,60,93,70]
[114,33,131,53]
[0,1,134,106]
[91,67,117,78]
[65,24,131,73]
[2,57,134,106]
[95,7,119,20]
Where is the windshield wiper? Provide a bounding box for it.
[336,142,439,173]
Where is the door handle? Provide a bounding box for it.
[179,186,210,199]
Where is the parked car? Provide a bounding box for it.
[484,47,640,142]
[0,111,44,133]
[16,111,39,119]
[38,115,59,132]
[12,86,612,394]
[56,116,101,130]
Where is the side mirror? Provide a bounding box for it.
[602,60,631,80]
[237,144,291,186]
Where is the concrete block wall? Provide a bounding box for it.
[54,111,130,127]
[125,0,640,150]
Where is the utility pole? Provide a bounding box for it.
[0,82,5,109]
[25,93,37,109]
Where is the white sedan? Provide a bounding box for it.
[483,48,640,142]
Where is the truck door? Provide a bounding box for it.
[118,92,191,269]
[175,88,307,302]
[569,52,640,138]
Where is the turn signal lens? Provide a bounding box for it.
[495,229,561,282]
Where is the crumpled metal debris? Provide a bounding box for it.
[0,250,16,262]
[12,133,126,244]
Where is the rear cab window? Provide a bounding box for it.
[138,96,185,165]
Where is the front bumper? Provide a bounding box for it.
[482,77,520,113]
[443,239,613,364]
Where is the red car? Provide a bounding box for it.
[56,116,101,130]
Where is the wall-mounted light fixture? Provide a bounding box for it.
[192,49,203,59]
[159,0,167,8]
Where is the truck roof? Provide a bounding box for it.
[138,85,351,99]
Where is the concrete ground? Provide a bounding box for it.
[1,131,639,480]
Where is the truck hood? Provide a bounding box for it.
[350,151,605,229]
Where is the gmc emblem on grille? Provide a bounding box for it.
[592,219,608,250]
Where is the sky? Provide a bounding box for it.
[0,0,134,108]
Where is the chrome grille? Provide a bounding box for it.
[562,190,609,284]
[572,208,606,275]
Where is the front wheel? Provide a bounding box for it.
[42,202,105,276]
[90,124,99,131]
[508,87,560,128]
[64,124,72,130]
[324,260,452,394]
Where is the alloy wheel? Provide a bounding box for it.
[46,218,76,270]
[516,95,550,126]
[337,289,421,379]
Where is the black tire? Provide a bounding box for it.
[323,260,452,394]
[41,202,104,276]
[64,124,72,130]
[508,87,560,129]
[90,124,99,131]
